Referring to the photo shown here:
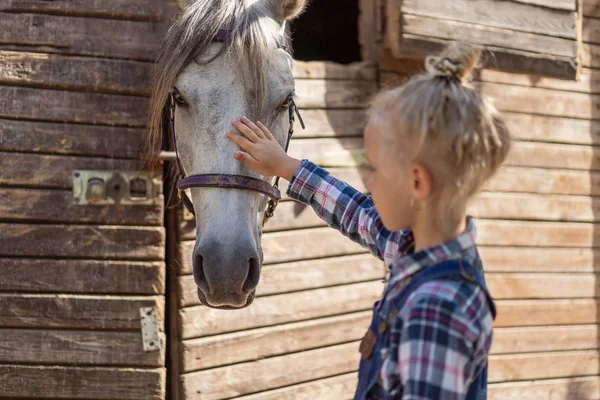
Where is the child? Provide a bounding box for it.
[227,42,510,399]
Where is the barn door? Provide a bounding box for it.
[0,2,176,399]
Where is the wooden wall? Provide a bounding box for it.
[376,2,600,398]
[174,61,383,399]
[0,2,175,399]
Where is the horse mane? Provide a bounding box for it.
[146,0,288,160]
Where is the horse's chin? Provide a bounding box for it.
[197,287,255,310]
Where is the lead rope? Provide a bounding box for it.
[263,101,305,227]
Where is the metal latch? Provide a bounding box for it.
[73,170,161,205]
[139,307,161,352]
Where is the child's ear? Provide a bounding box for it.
[411,164,433,201]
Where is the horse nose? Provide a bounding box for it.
[192,241,261,307]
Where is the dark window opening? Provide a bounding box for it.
[289,0,361,64]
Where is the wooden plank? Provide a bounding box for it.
[288,110,367,138]
[0,188,163,226]
[489,350,600,382]
[502,113,600,145]
[0,259,165,294]
[479,247,600,273]
[0,153,148,189]
[295,80,376,109]
[0,329,164,367]
[288,138,364,163]
[584,16,600,45]
[581,42,600,68]
[292,60,377,80]
[506,141,600,171]
[0,119,145,158]
[0,294,164,330]
[492,325,599,354]
[584,1,600,18]
[0,86,148,126]
[179,254,383,307]
[489,376,600,400]
[401,0,578,39]
[0,51,153,95]
[0,364,165,400]
[181,342,359,400]
[401,14,577,57]
[488,273,598,299]
[0,13,168,61]
[179,281,383,338]
[512,0,576,10]
[0,224,164,259]
[181,312,371,371]
[235,373,357,400]
[495,299,599,327]
[1,0,177,21]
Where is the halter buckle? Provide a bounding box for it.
[263,198,279,226]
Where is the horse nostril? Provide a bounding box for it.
[242,257,260,292]
[193,254,210,293]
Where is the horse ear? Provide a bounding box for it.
[177,0,191,11]
[270,0,307,23]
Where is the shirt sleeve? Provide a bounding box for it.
[286,159,412,262]
[398,293,481,400]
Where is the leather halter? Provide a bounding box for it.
[169,30,305,226]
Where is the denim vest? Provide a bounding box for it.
[354,259,497,400]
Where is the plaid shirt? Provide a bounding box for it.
[287,160,494,399]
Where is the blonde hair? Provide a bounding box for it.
[370,42,511,235]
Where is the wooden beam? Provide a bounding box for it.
[479,247,600,273]
[292,60,377,80]
[0,13,168,61]
[0,153,148,189]
[489,376,600,399]
[495,299,599,327]
[487,273,599,299]
[178,254,383,307]
[584,1,600,18]
[510,0,576,10]
[492,325,599,354]
[584,16,600,45]
[294,80,376,109]
[401,0,578,39]
[0,329,165,367]
[286,110,367,138]
[0,119,146,158]
[0,224,164,259]
[0,188,163,226]
[179,281,383,338]
[0,364,165,400]
[0,294,164,330]
[0,259,165,294]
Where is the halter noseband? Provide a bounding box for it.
[169,30,305,227]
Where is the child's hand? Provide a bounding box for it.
[227,117,301,181]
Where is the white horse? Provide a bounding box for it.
[147,0,307,309]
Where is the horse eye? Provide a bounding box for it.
[278,94,294,111]
[172,88,187,107]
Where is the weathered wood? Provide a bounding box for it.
[0,259,165,294]
[584,16,600,45]
[294,80,376,109]
[401,0,578,39]
[584,1,600,18]
[488,273,599,299]
[397,35,578,80]
[492,325,599,354]
[0,294,164,330]
[0,153,148,189]
[235,373,357,400]
[179,254,383,307]
[506,141,600,171]
[401,14,577,57]
[288,138,364,163]
[358,0,384,62]
[1,0,178,21]
[0,188,163,225]
[487,166,600,196]
[181,342,359,399]
[479,247,600,273]
[488,376,600,400]
[495,299,599,327]
[0,86,148,126]
[287,110,367,138]
[502,113,600,145]
[181,311,371,371]
[0,13,168,61]
[0,119,146,158]
[0,364,165,400]
[581,42,600,68]
[511,0,576,10]
[0,224,164,259]
[179,281,383,338]
[489,350,600,382]
[292,60,377,80]
[0,51,154,95]
[0,329,164,367]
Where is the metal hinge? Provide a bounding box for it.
[139,307,161,352]
[73,170,161,206]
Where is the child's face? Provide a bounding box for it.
[362,120,416,231]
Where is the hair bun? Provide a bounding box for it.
[425,42,482,84]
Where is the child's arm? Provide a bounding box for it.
[286,159,410,261]
[227,117,412,262]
